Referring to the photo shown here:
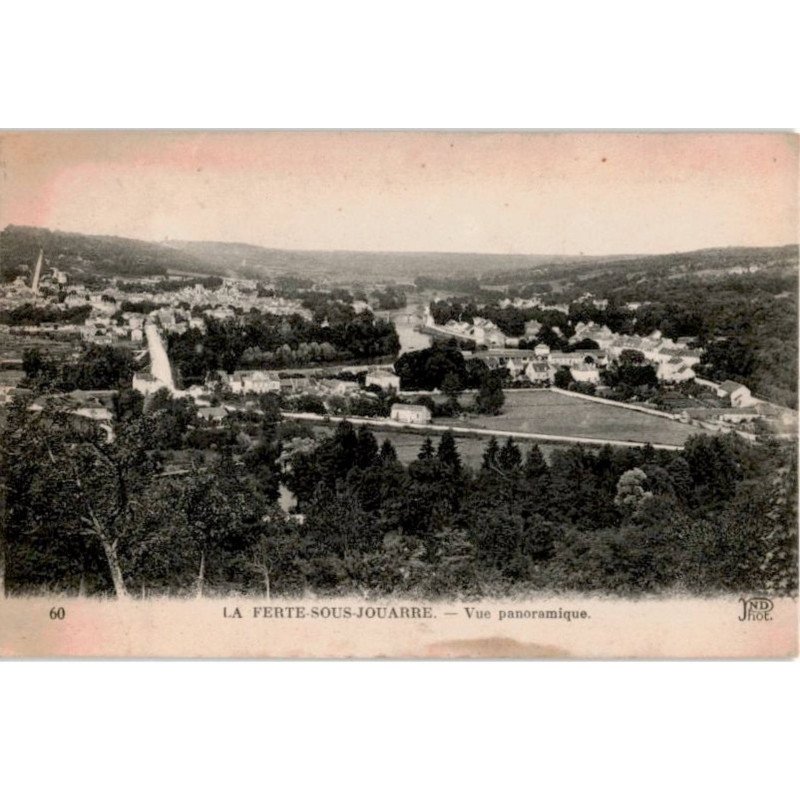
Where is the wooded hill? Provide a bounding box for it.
[0,225,214,283]
[4,224,795,288]
[166,240,592,283]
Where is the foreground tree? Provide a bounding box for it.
[2,402,161,598]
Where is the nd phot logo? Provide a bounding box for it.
[737,597,774,622]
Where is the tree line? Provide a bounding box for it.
[167,304,400,385]
[21,345,136,394]
[0,303,92,327]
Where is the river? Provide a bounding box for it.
[376,303,432,356]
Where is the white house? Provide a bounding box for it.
[226,370,281,394]
[656,347,702,367]
[390,404,432,425]
[318,379,360,396]
[524,362,550,384]
[366,370,400,392]
[570,364,601,384]
[571,322,614,347]
[549,351,589,368]
[198,406,228,423]
[658,357,696,383]
[717,380,756,408]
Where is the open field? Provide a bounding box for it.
[459,389,696,447]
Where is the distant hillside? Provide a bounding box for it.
[490,244,800,288]
[0,225,216,283]
[169,239,798,288]
[2,225,796,290]
[166,239,602,283]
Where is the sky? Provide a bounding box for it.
[0,131,797,255]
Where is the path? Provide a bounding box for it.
[144,322,175,392]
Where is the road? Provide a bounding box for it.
[144,323,175,391]
[281,411,684,450]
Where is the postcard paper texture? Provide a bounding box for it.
[0,130,797,658]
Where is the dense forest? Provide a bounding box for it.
[1,400,796,599]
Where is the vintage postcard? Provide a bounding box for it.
[0,130,796,658]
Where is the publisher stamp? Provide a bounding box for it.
[738,597,775,622]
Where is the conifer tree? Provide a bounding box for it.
[379,439,398,463]
[418,437,435,460]
[436,430,462,473]
[498,438,522,472]
[481,437,499,471]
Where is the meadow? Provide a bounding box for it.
[459,389,695,447]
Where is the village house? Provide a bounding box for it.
[658,357,696,383]
[226,370,281,395]
[197,406,228,423]
[500,297,541,310]
[570,321,614,348]
[279,377,312,394]
[70,397,114,422]
[366,370,400,392]
[549,350,598,368]
[608,335,650,359]
[317,378,361,396]
[467,349,539,376]
[524,361,550,384]
[444,320,471,336]
[181,384,212,407]
[655,347,702,367]
[472,317,506,347]
[570,363,601,384]
[717,380,756,408]
[390,404,432,425]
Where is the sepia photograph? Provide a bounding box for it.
[0,130,797,658]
